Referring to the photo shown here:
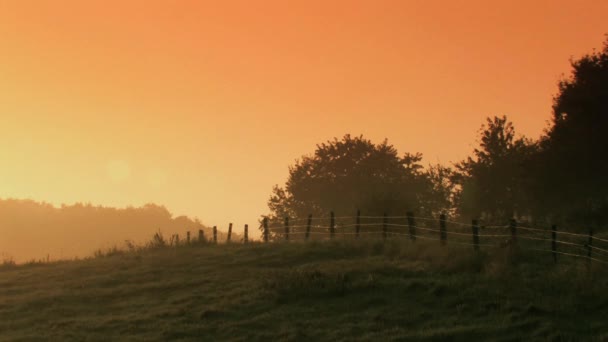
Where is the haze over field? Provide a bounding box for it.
[0,199,230,262]
[1,1,607,240]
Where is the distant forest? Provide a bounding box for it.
[265,39,608,231]
[0,200,215,262]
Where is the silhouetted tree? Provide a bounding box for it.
[455,116,537,222]
[528,39,608,226]
[424,164,458,216]
[265,135,434,226]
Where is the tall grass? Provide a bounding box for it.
[1,235,607,340]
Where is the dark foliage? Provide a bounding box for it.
[264,135,444,225]
[527,39,608,226]
[455,116,537,222]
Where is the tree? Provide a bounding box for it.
[529,39,608,226]
[424,164,458,216]
[455,116,537,222]
[265,135,434,226]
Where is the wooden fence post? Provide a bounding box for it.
[263,217,269,243]
[330,211,335,239]
[244,224,248,244]
[383,213,388,241]
[175,234,180,246]
[407,212,416,242]
[439,213,447,246]
[227,223,233,243]
[472,220,479,251]
[213,226,217,244]
[356,209,361,239]
[552,225,557,263]
[187,231,191,244]
[509,218,517,247]
[284,217,290,241]
[198,229,205,243]
[587,228,593,267]
[306,214,312,240]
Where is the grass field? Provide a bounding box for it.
[1,239,607,341]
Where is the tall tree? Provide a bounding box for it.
[455,116,537,222]
[529,39,608,226]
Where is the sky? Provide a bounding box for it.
[0,0,607,236]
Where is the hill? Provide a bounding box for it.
[1,239,607,341]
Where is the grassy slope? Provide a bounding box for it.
[1,240,607,341]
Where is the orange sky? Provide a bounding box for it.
[0,0,606,235]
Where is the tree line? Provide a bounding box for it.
[264,39,608,231]
[0,200,215,262]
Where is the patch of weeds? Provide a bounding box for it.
[93,246,124,258]
[148,230,168,248]
[0,256,16,269]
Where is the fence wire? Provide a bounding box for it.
[256,213,608,267]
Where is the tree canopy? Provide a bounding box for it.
[455,116,537,222]
[529,40,608,225]
[266,135,437,222]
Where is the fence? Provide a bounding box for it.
[177,211,608,267]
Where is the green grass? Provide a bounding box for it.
[1,239,607,341]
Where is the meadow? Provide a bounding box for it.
[1,238,607,341]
